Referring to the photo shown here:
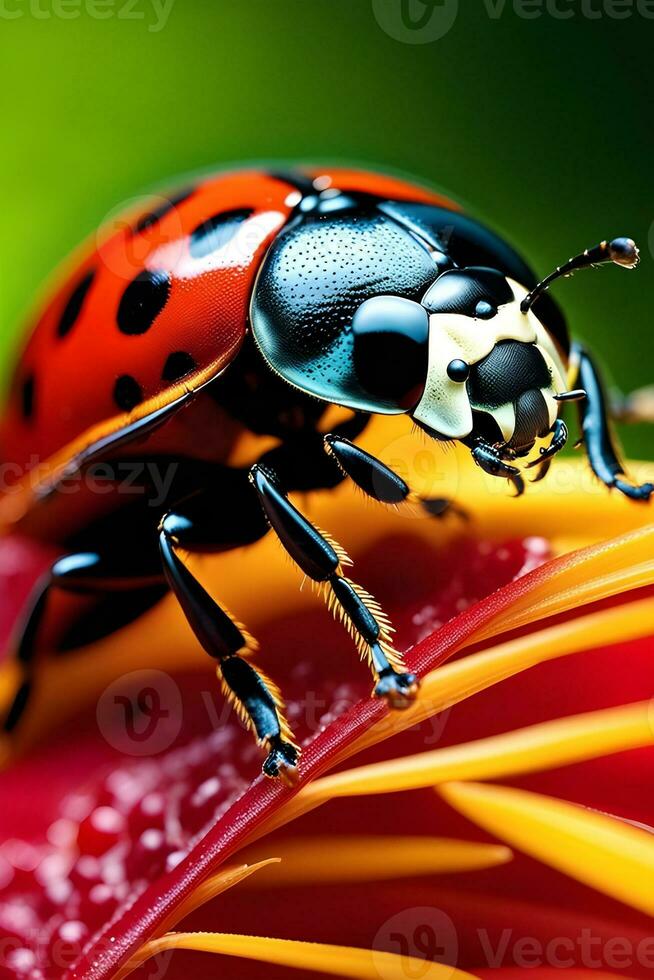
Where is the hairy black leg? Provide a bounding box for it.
[469,440,525,497]
[249,464,419,708]
[158,512,298,784]
[324,434,411,503]
[571,344,653,501]
[323,433,467,520]
[2,551,164,737]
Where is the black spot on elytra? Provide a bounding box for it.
[189,208,254,260]
[117,269,170,335]
[57,269,95,338]
[134,187,195,234]
[113,374,143,412]
[21,375,35,421]
[162,351,197,383]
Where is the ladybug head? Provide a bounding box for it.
[405,266,568,454]
[251,200,638,463]
[347,265,569,456]
[348,234,639,457]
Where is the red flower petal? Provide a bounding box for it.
[0,524,651,980]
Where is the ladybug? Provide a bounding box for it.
[0,165,651,784]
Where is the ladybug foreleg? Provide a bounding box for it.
[323,433,468,521]
[570,343,653,502]
[249,464,419,710]
[158,514,299,785]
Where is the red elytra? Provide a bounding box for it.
[0,167,452,496]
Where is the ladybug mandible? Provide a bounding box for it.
[0,166,650,784]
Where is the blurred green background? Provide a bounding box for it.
[1,0,653,456]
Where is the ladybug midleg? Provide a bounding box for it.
[158,510,299,785]
[1,550,165,739]
[249,463,419,709]
[570,343,653,501]
[323,433,468,520]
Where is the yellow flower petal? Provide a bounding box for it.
[132,932,478,979]
[472,525,654,646]
[169,858,280,926]
[439,781,654,916]
[114,860,278,980]
[260,598,654,836]
[242,836,512,885]
[300,701,654,801]
[349,595,654,758]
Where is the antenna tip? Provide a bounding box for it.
[608,237,640,269]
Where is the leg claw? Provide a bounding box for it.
[374,670,420,709]
[421,497,469,522]
[262,738,300,787]
[614,478,654,502]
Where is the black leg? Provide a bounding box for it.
[571,343,653,501]
[158,511,299,784]
[2,551,164,737]
[249,463,419,708]
[4,486,299,783]
[323,433,467,520]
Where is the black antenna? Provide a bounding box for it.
[521,237,640,313]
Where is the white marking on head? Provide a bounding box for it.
[412,278,567,440]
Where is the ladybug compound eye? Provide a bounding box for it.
[422,267,512,319]
[351,295,429,410]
